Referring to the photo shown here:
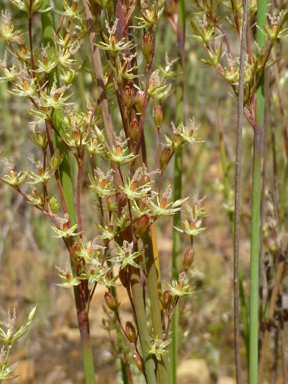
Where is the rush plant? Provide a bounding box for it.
[0,1,205,383]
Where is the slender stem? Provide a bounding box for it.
[45,120,69,218]
[74,283,96,384]
[170,1,185,382]
[248,2,267,383]
[28,15,35,71]
[130,266,157,384]
[76,158,83,238]
[143,231,168,384]
[219,129,234,234]
[233,1,248,382]
[249,123,263,384]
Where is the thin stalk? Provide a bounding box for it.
[249,123,263,384]
[170,0,185,383]
[73,283,96,384]
[130,266,157,384]
[143,231,168,383]
[233,1,248,382]
[219,129,234,234]
[248,2,267,383]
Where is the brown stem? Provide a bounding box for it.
[28,15,35,71]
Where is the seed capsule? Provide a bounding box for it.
[142,32,154,62]
[133,352,144,372]
[153,105,163,128]
[125,321,136,343]
[183,247,194,270]
[104,292,118,312]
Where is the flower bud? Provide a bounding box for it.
[28,305,37,322]
[183,247,194,270]
[129,118,139,144]
[135,90,145,114]
[133,352,144,372]
[48,195,60,213]
[29,188,44,206]
[21,44,28,55]
[153,105,163,128]
[160,147,171,171]
[72,1,78,12]
[123,85,134,111]
[95,126,106,144]
[125,321,136,343]
[104,292,118,312]
[28,128,48,148]
[142,32,154,62]
[107,195,113,211]
[134,214,150,237]
[50,149,64,171]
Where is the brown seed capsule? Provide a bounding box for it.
[162,290,173,311]
[183,247,194,270]
[134,214,150,237]
[160,147,171,171]
[119,267,129,288]
[153,105,163,128]
[135,90,145,114]
[104,292,118,312]
[129,118,139,144]
[125,321,136,344]
[142,32,154,62]
[133,352,144,372]
[123,85,134,111]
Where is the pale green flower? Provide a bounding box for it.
[50,214,82,239]
[110,241,141,269]
[146,337,171,361]
[166,280,192,297]
[56,263,81,288]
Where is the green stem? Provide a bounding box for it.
[219,130,234,234]
[249,124,263,384]
[130,266,157,384]
[74,283,97,384]
[248,2,267,383]
[143,231,168,384]
[170,0,185,382]
[233,1,248,382]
